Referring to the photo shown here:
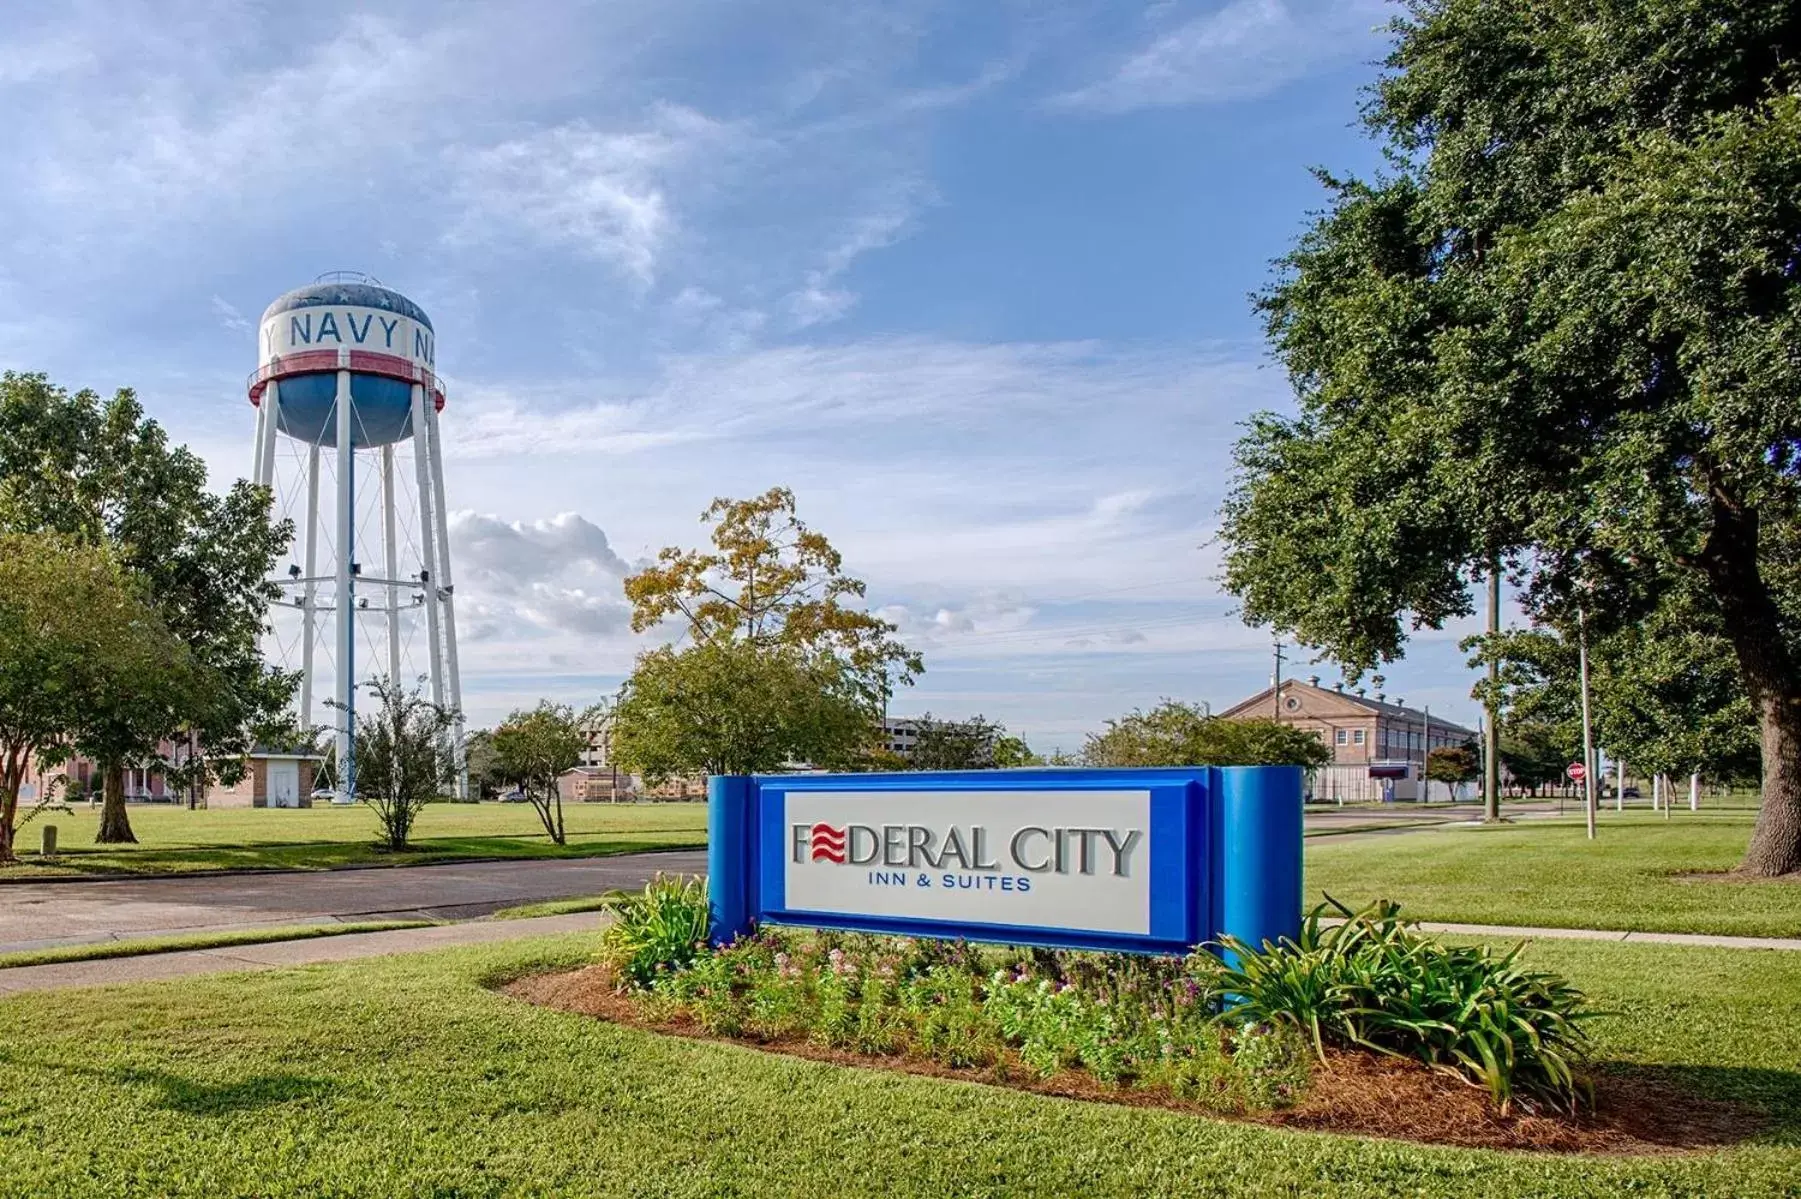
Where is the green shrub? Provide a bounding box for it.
[629,928,1306,1112]
[597,874,711,989]
[1215,898,1593,1113]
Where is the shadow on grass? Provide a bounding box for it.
[1590,1061,1801,1148]
[111,1066,339,1116]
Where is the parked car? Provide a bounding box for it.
[499,789,530,803]
[1622,786,1641,799]
[310,788,340,803]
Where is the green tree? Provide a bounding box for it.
[463,728,503,800]
[348,678,458,852]
[1425,744,1479,788]
[1218,3,1801,873]
[0,534,179,861]
[616,489,920,778]
[1082,701,1332,770]
[1498,723,1573,797]
[0,373,296,842]
[991,733,1042,768]
[613,641,871,779]
[490,702,598,845]
[1478,601,1762,790]
[625,487,920,702]
[908,714,1006,770]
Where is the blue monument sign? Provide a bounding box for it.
[707,766,1302,956]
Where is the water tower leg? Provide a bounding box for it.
[258,379,283,489]
[334,369,356,806]
[424,397,467,800]
[381,444,401,690]
[299,443,321,729]
[410,384,446,716]
[250,391,269,485]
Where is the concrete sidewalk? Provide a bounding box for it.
[1415,920,1801,952]
[0,910,1793,998]
[0,911,607,995]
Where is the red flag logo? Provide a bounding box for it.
[809,822,847,864]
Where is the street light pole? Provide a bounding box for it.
[1578,606,1598,841]
[1483,565,1502,821]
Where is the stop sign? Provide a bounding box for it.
[1567,762,1587,782]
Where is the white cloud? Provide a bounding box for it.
[443,337,1269,461]
[785,184,930,328]
[449,511,633,643]
[444,106,733,283]
[1054,0,1388,113]
[210,296,250,332]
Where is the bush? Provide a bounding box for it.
[638,928,1308,1112]
[597,874,710,989]
[1215,898,1593,1113]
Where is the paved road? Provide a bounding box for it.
[0,802,1553,954]
[0,851,706,954]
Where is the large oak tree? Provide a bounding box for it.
[1220,1,1801,874]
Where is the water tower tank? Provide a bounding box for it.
[249,273,443,446]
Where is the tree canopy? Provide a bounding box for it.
[1082,702,1332,770]
[1218,1,1801,874]
[612,641,872,779]
[614,490,918,778]
[0,373,296,842]
[0,534,181,860]
[624,487,920,704]
[491,701,598,844]
[908,714,1006,771]
[350,678,458,852]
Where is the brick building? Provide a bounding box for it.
[1219,677,1479,802]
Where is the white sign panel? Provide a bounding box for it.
[260,305,435,369]
[781,789,1152,936]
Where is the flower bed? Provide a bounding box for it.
[500,878,1765,1153]
[632,928,1311,1114]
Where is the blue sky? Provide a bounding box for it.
[0,0,1495,748]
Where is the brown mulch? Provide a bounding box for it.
[500,965,1764,1156]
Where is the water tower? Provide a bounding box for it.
[248,273,465,802]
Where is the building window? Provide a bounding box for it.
[1335,729,1348,746]
[1353,729,1366,746]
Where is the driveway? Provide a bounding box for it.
[0,801,1558,954]
[0,851,707,954]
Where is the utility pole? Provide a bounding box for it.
[1483,564,1502,821]
[1271,637,1287,721]
[1578,606,1597,841]
[1421,705,1432,804]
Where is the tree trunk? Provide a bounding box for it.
[0,792,15,864]
[0,749,20,864]
[1695,481,1801,876]
[95,761,137,844]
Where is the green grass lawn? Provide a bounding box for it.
[1307,811,1801,938]
[0,933,1793,1197]
[1,802,707,879]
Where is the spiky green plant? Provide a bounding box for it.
[1214,897,1593,1113]
[597,873,711,989]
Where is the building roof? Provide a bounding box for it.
[1219,679,1481,740]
